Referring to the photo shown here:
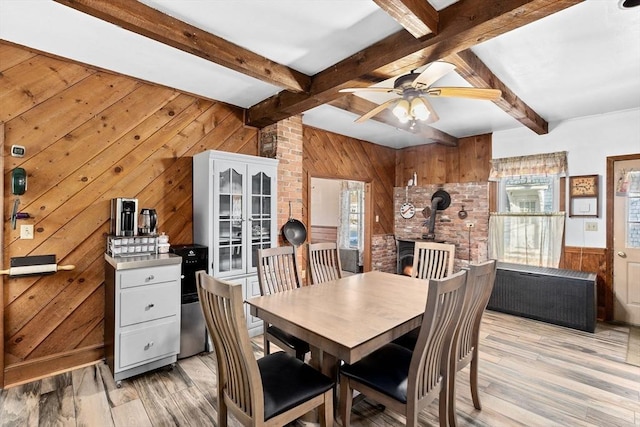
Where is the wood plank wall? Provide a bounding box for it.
[303,127,397,236]
[0,42,258,387]
[396,134,492,185]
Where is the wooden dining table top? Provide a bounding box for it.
[247,271,429,366]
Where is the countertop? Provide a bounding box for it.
[104,253,182,270]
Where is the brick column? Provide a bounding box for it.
[259,116,305,272]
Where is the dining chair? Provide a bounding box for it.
[410,241,456,280]
[257,246,310,360]
[196,271,335,427]
[308,241,343,284]
[339,270,468,427]
[448,259,497,427]
[393,241,457,350]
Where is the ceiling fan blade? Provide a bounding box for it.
[339,87,396,93]
[355,98,399,123]
[412,61,456,88]
[426,87,502,100]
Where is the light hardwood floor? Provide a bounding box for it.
[1,311,638,427]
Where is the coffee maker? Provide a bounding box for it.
[138,208,158,236]
[110,198,138,237]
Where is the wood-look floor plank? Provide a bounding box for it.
[71,365,115,427]
[111,399,153,427]
[131,368,190,426]
[177,354,218,408]
[0,381,40,426]
[98,361,140,409]
[38,372,75,427]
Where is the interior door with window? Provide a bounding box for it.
[613,158,640,325]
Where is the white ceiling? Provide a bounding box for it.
[1,0,639,149]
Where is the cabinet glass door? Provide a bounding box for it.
[249,169,274,272]
[218,166,244,275]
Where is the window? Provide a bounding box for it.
[489,152,567,268]
[499,175,559,213]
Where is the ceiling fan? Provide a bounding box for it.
[339,61,502,125]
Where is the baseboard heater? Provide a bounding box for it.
[487,262,597,332]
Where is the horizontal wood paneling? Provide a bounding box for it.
[396,133,492,186]
[1,41,259,387]
[560,246,608,320]
[310,225,337,243]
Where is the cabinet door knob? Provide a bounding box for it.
[145,341,154,350]
[146,303,155,310]
[146,275,155,281]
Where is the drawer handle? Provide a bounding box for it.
[146,275,155,281]
[145,341,154,350]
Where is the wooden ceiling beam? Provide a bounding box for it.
[329,95,459,146]
[373,0,439,38]
[247,0,583,128]
[445,50,549,135]
[53,0,311,93]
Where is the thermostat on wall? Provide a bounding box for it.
[11,145,26,157]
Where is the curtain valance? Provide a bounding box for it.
[489,151,568,181]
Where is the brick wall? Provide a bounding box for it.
[394,182,490,268]
[372,234,397,273]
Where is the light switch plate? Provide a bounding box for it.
[20,224,34,239]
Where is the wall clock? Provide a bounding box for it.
[569,174,599,217]
[400,202,415,219]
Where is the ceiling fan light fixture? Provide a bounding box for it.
[393,99,411,123]
[410,97,430,121]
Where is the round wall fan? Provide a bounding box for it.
[339,61,501,124]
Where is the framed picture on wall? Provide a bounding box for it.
[569,174,599,217]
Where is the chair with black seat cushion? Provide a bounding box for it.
[393,241,457,350]
[448,259,497,427]
[308,242,343,284]
[339,270,468,427]
[257,246,310,360]
[197,271,334,427]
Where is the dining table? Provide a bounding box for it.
[247,270,430,379]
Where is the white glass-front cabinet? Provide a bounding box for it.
[193,150,278,336]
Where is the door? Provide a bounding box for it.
[613,158,640,325]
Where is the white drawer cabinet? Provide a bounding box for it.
[105,254,182,384]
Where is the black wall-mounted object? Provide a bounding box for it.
[11,167,27,195]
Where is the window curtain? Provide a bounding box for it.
[337,180,365,265]
[337,181,351,249]
[489,151,568,181]
[489,213,565,267]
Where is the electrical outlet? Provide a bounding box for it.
[466,223,474,228]
[20,224,34,239]
[585,221,598,232]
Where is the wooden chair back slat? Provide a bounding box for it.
[308,242,343,284]
[257,246,301,295]
[411,242,456,280]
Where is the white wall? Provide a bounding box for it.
[310,178,341,226]
[492,108,640,248]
